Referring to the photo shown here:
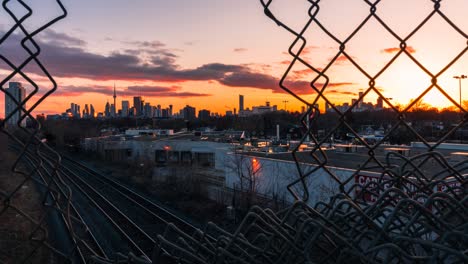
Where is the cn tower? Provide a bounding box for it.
[113,83,117,116]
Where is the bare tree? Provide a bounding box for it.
[225,145,263,211]
[266,161,288,210]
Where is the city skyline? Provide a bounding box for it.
[52,89,283,120]
[5,79,467,123]
[40,85,401,121]
[0,0,466,117]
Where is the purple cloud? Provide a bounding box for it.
[0,31,347,96]
[50,85,210,98]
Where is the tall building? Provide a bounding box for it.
[113,83,117,117]
[156,104,162,118]
[83,104,90,118]
[121,100,130,117]
[358,91,363,109]
[376,97,383,109]
[105,101,111,117]
[144,102,153,117]
[183,105,196,120]
[169,104,173,117]
[90,104,95,118]
[71,103,81,117]
[198,109,211,121]
[110,104,115,118]
[239,95,244,112]
[162,108,169,118]
[133,96,142,116]
[70,103,81,118]
[70,103,76,115]
[4,82,26,127]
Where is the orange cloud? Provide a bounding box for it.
[301,46,320,55]
[382,46,416,54]
[281,45,320,56]
[327,54,356,65]
[292,69,311,78]
[336,55,348,62]
[233,48,248,52]
[326,89,357,96]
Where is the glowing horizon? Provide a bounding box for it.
[0,0,466,117]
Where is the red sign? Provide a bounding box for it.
[355,174,464,204]
[354,174,389,203]
[355,174,424,204]
[437,179,463,194]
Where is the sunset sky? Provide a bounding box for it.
[0,0,467,117]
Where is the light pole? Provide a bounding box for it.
[282,100,289,111]
[454,75,467,111]
[454,75,466,143]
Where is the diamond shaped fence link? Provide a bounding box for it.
[152,0,467,263]
[0,0,466,263]
[0,1,88,263]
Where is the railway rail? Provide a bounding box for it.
[12,144,205,261]
[13,144,107,263]
[62,156,201,237]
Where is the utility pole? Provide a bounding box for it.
[306,104,310,142]
[282,100,289,111]
[454,75,467,113]
[454,75,466,143]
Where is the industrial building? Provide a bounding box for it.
[82,131,467,206]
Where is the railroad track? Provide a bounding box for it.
[14,143,209,261]
[13,144,108,263]
[62,156,201,236]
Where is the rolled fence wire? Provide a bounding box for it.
[153,0,467,263]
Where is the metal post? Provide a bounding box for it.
[306,104,310,142]
[0,132,7,160]
[282,100,288,111]
[454,75,467,143]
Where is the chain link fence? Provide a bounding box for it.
[154,0,467,263]
[0,1,82,263]
[1,0,466,263]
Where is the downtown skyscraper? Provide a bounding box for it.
[4,82,26,127]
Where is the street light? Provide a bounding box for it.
[454,75,467,113]
[454,75,466,143]
[282,100,289,111]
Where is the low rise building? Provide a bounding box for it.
[81,136,467,206]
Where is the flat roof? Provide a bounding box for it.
[241,146,467,176]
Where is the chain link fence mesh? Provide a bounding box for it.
[0,1,82,263]
[0,0,466,263]
[154,0,467,263]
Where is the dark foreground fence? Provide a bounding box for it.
[0,1,80,263]
[153,1,467,263]
[1,0,466,263]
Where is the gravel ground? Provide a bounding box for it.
[0,140,52,263]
